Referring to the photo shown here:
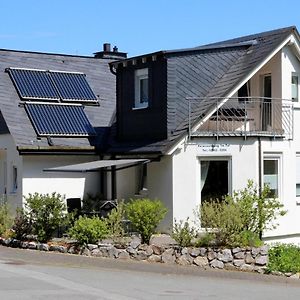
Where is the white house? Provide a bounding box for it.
[106,26,300,244]
[2,27,300,245]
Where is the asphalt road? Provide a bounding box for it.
[0,246,300,299]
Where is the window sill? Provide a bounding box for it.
[293,102,300,109]
[132,105,149,111]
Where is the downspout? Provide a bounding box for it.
[258,137,263,239]
[111,155,117,200]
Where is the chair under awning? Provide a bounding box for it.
[44,159,149,173]
[43,158,150,212]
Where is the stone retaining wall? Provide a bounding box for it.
[0,236,270,274]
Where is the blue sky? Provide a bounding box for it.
[1,0,300,57]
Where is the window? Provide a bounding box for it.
[200,159,230,202]
[12,165,17,192]
[134,68,149,109]
[263,157,280,198]
[296,155,300,197]
[292,73,298,102]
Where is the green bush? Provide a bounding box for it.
[12,208,32,240]
[0,200,13,236]
[235,230,263,247]
[199,196,243,246]
[236,181,286,234]
[125,198,167,244]
[267,244,300,273]
[172,218,196,247]
[197,180,286,247]
[106,200,126,238]
[68,216,108,245]
[24,192,67,242]
[195,232,216,247]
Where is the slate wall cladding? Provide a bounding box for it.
[116,57,168,141]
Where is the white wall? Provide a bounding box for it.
[0,134,23,210]
[171,138,258,228]
[147,156,173,232]
[22,155,100,204]
[116,166,137,201]
[259,44,300,244]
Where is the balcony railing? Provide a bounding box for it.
[188,97,294,139]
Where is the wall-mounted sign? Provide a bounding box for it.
[198,144,230,152]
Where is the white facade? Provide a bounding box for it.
[154,41,300,244]
[22,155,100,202]
[0,132,100,210]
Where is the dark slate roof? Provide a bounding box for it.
[0,49,116,152]
[107,26,297,155]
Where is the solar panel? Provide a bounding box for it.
[50,71,98,102]
[25,103,96,137]
[7,68,60,101]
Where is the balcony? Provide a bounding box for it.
[189,97,294,139]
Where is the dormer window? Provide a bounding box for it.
[134,68,149,109]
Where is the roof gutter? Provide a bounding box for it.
[17,146,96,155]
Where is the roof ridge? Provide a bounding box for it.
[0,48,103,60]
[199,26,296,48]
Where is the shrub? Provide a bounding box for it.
[172,218,196,247]
[12,208,32,240]
[125,198,167,244]
[199,196,243,246]
[195,232,216,247]
[68,216,108,245]
[0,200,13,236]
[197,180,286,247]
[106,200,126,238]
[236,181,286,235]
[267,244,300,274]
[235,230,263,247]
[24,192,67,242]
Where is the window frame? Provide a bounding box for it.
[134,68,149,109]
[199,156,232,201]
[291,72,299,102]
[295,154,300,198]
[263,155,281,199]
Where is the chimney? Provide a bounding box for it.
[94,43,127,60]
[103,43,111,52]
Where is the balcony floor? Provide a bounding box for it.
[191,130,286,138]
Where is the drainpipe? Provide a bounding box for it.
[258,137,263,239]
[111,155,117,200]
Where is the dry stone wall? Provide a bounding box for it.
[0,236,269,274]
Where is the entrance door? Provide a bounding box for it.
[262,75,272,131]
[201,160,229,202]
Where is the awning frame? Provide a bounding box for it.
[43,159,150,173]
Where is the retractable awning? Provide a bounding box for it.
[44,159,149,173]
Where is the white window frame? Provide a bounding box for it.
[199,156,232,201]
[295,154,300,201]
[134,68,149,109]
[263,154,281,199]
[292,72,299,102]
[198,156,232,230]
